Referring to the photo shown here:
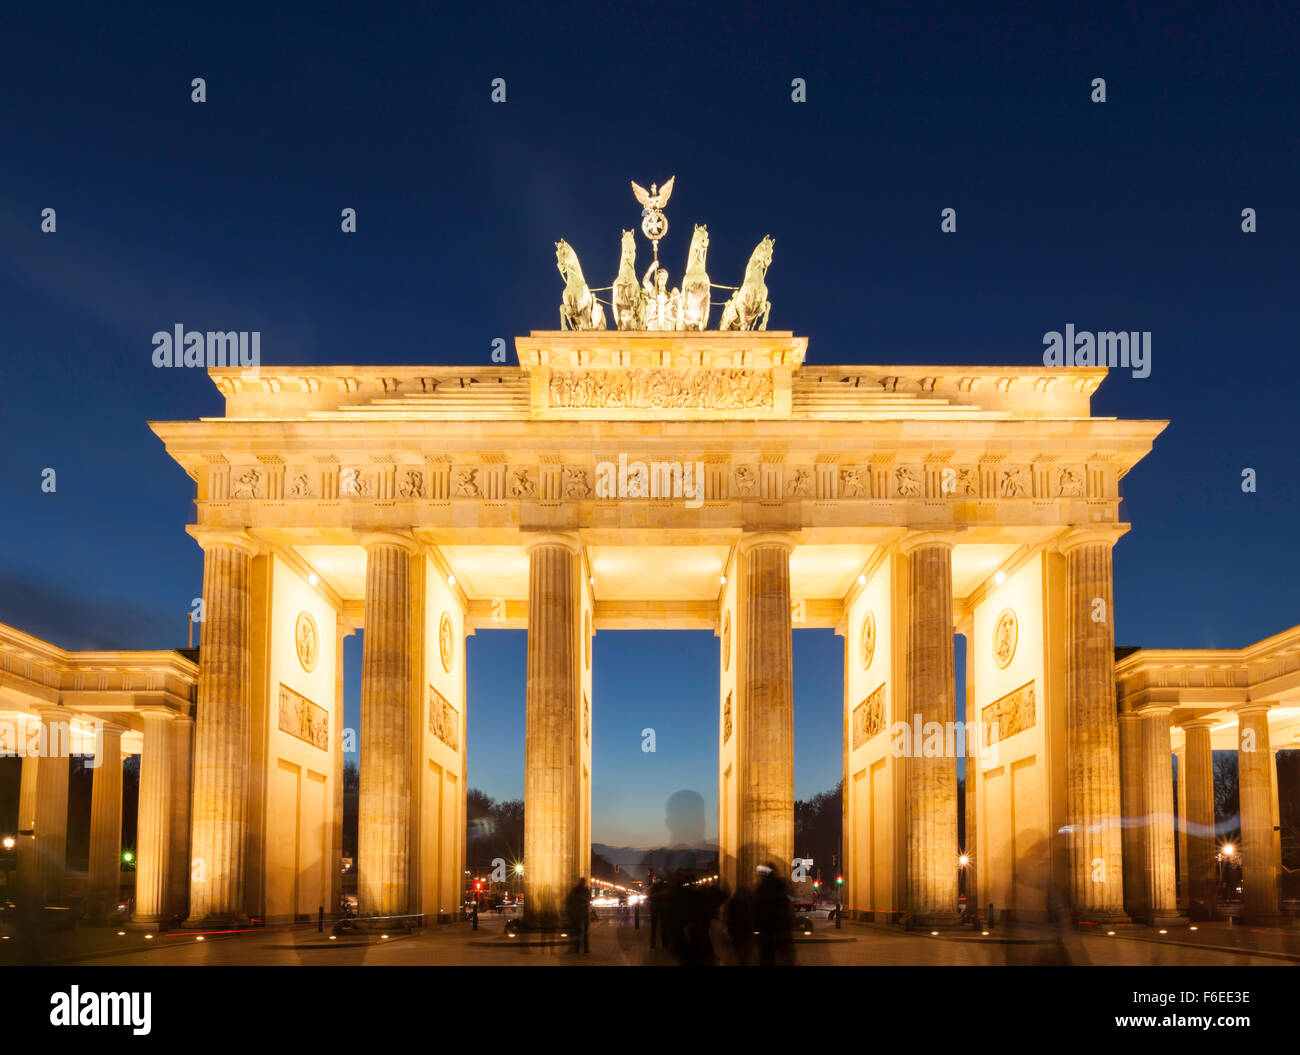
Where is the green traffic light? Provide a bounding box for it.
[122,851,134,864]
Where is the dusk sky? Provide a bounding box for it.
[2,3,1297,847]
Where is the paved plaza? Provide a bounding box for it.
[7,913,1296,968]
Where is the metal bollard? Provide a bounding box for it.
[318,906,324,933]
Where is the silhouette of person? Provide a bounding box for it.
[724,884,755,965]
[662,789,707,874]
[565,878,590,954]
[753,862,794,966]
[649,877,669,949]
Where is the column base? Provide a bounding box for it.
[127,915,166,932]
[347,915,421,934]
[1241,913,1292,927]
[518,912,568,933]
[181,913,248,930]
[905,911,965,930]
[1074,910,1132,926]
[1148,912,1183,928]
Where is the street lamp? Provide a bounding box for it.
[1,836,14,850]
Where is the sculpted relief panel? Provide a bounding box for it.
[547,368,773,410]
[428,685,460,751]
[852,683,886,750]
[217,456,1100,505]
[278,684,329,751]
[981,680,1036,746]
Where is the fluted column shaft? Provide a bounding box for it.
[87,724,125,918]
[1182,720,1217,919]
[166,716,194,920]
[902,538,959,924]
[187,536,255,925]
[523,535,582,924]
[16,749,39,901]
[1062,532,1126,920]
[132,712,174,925]
[21,717,71,904]
[358,536,418,920]
[331,625,350,914]
[29,711,70,906]
[1140,707,1177,921]
[1117,713,1146,918]
[960,619,977,906]
[1237,706,1281,920]
[738,535,794,883]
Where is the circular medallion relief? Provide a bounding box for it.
[993,608,1018,669]
[584,610,591,669]
[860,611,876,670]
[722,610,732,672]
[295,611,319,673]
[439,612,455,673]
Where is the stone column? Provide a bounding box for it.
[1139,706,1178,924]
[1117,712,1146,919]
[30,709,71,907]
[87,723,125,919]
[959,616,977,911]
[15,735,40,903]
[1236,704,1281,921]
[1174,745,1188,906]
[186,531,258,926]
[1060,528,1126,921]
[1181,719,1217,919]
[900,534,959,926]
[131,709,174,928]
[737,533,795,884]
[523,533,583,925]
[357,533,420,921]
[166,715,194,921]
[331,624,351,915]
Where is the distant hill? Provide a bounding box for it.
[592,843,718,881]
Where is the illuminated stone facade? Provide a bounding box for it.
[4,329,1289,930]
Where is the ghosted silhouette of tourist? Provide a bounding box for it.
[648,877,669,949]
[753,862,795,966]
[662,789,708,874]
[659,868,724,965]
[565,877,590,954]
[998,835,1083,965]
[723,883,755,965]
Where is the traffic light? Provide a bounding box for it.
[836,875,843,886]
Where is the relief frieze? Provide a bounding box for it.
[547,368,773,411]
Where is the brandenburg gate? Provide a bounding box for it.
[146,182,1172,928]
[151,340,1172,929]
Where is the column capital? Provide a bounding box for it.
[1233,701,1276,718]
[359,530,421,554]
[1058,525,1129,555]
[137,706,177,722]
[1178,716,1219,732]
[898,530,960,555]
[1135,703,1174,717]
[522,531,583,556]
[189,528,260,557]
[735,531,797,556]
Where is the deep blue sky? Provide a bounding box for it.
[2,2,1297,846]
